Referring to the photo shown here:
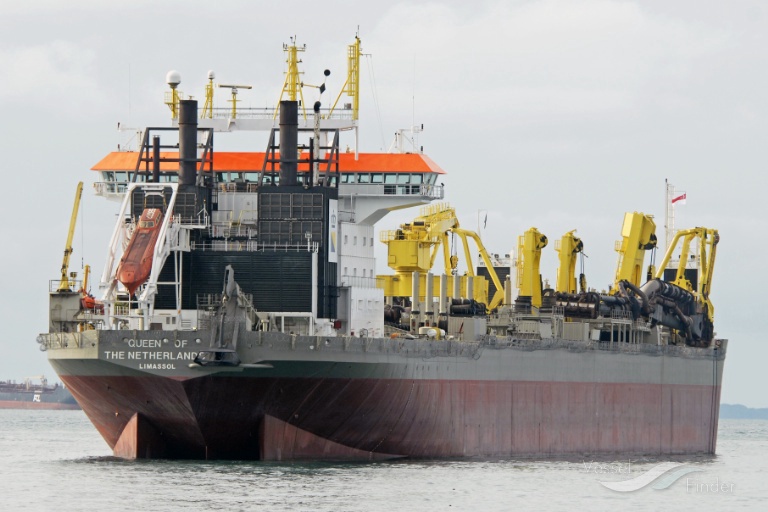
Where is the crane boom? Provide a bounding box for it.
[379,203,506,308]
[612,212,656,292]
[555,230,584,294]
[517,227,548,308]
[58,182,84,292]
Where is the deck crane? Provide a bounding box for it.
[379,203,506,309]
[612,212,657,293]
[57,182,84,292]
[516,228,548,308]
[555,230,585,294]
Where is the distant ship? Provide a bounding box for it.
[39,37,725,460]
[0,376,80,410]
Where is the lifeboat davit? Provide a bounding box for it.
[116,208,164,296]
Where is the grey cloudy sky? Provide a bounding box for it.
[1,0,765,406]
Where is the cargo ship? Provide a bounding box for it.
[39,38,726,460]
[0,376,80,410]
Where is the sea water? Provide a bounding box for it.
[1,410,766,511]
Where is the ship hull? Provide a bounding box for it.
[0,386,81,410]
[0,400,81,410]
[43,331,726,460]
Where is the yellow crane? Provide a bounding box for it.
[378,203,506,309]
[612,212,657,292]
[57,182,83,292]
[516,228,548,308]
[554,230,585,294]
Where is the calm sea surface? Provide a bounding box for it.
[1,410,765,511]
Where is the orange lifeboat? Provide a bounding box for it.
[116,208,164,296]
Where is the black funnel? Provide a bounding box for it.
[179,99,198,186]
[279,100,298,187]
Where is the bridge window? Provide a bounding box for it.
[371,173,383,184]
[358,174,370,184]
[384,173,397,184]
[410,174,423,184]
[397,174,410,184]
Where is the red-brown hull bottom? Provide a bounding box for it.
[61,374,721,460]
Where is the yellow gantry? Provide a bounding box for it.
[655,227,719,323]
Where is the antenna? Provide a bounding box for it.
[218,83,253,119]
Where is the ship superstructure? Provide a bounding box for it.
[39,38,726,461]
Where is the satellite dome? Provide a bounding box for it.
[166,70,181,87]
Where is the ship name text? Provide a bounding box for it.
[103,350,198,361]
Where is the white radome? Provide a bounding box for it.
[166,70,181,87]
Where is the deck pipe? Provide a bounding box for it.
[152,136,161,183]
[466,276,474,301]
[279,100,298,187]
[425,272,434,326]
[178,99,198,186]
[411,272,420,331]
[439,274,448,316]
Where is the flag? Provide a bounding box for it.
[483,213,488,229]
[671,192,686,205]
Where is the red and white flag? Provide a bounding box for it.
[671,192,687,205]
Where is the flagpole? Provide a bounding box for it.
[664,179,670,257]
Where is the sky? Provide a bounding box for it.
[1,0,766,406]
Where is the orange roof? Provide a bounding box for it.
[92,151,446,174]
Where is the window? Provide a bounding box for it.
[384,173,397,184]
[358,174,370,184]
[370,237,374,246]
[362,237,366,246]
[397,174,410,184]
[344,234,348,245]
[371,173,383,184]
[411,173,423,184]
[354,236,357,245]
[363,269,367,277]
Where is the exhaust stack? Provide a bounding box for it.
[178,99,198,187]
[279,100,299,187]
